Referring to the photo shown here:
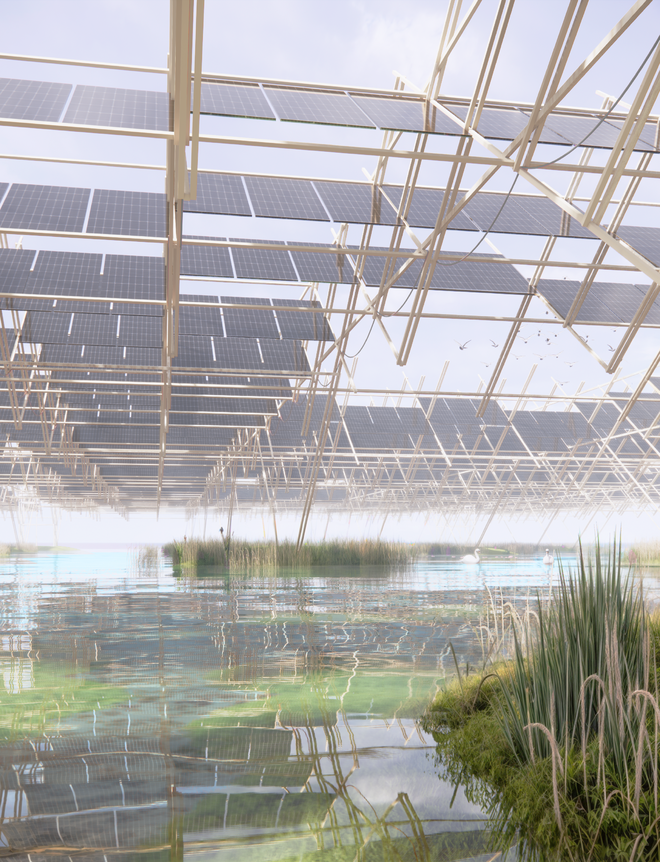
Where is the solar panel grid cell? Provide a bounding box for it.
[244,176,329,221]
[616,225,660,268]
[537,279,623,322]
[116,315,162,348]
[221,295,278,338]
[463,193,548,235]
[313,182,399,225]
[63,85,170,131]
[263,86,375,127]
[170,395,276,414]
[0,78,73,122]
[274,297,334,341]
[431,256,529,293]
[543,114,623,149]
[352,95,460,134]
[178,304,224,336]
[0,249,36,294]
[0,184,91,232]
[199,82,276,120]
[102,255,165,312]
[87,190,166,238]
[181,236,234,278]
[229,238,298,281]
[27,251,109,312]
[288,241,356,284]
[260,339,310,374]
[182,173,251,216]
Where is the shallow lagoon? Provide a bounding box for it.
[0,548,636,861]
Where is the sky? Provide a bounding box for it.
[0,0,659,546]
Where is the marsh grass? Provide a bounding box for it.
[424,540,660,861]
[163,538,418,571]
[626,542,660,567]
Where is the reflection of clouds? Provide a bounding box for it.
[346,746,484,824]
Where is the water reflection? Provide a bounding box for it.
[0,550,569,860]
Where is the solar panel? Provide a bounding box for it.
[273,298,334,341]
[352,94,460,134]
[590,282,651,325]
[387,186,475,231]
[463,193,549,235]
[115,314,163,347]
[536,279,617,322]
[514,195,594,239]
[170,394,275,415]
[199,82,276,120]
[606,119,659,152]
[430,253,529,293]
[263,87,375,128]
[20,310,71,344]
[229,238,298,281]
[64,85,169,131]
[260,339,310,374]
[181,237,234,278]
[179,302,224,336]
[0,78,73,122]
[87,190,166,238]
[616,225,660,267]
[0,184,91,232]
[244,176,329,221]
[543,114,624,149]
[182,173,251,216]
[356,246,425,288]
[26,251,109,313]
[176,335,260,369]
[170,410,266,427]
[288,241,356,284]
[102,255,165,308]
[313,182,399,225]
[0,249,36,298]
[221,296,279,338]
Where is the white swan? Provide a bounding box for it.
[461,548,480,564]
[543,548,554,565]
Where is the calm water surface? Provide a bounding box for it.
[0,548,634,862]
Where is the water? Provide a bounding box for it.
[0,548,604,861]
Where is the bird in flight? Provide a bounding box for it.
[512,353,523,360]
[489,339,499,348]
[607,344,616,352]
[565,361,576,367]
[455,340,471,350]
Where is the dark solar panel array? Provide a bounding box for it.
[263,86,375,128]
[0,184,91,232]
[616,225,660,268]
[313,182,399,225]
[199,82,276,120]
[182,173,251,216]
[27,251,108,313]
[229,238,298,281]
[429,253,529,294]
[0,78,72,122]
[221,296,278,339]
[87,190,166,238]
[274,298,334,341]
[244,176,328,221]
[536,279,660,324]
[179,300,223,336]
[102,255,165,315]
[352,95,460,134]
[63,85,170,131]
[288,241,356,284]
[181,236,234,278]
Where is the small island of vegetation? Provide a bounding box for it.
[422,540,660,861]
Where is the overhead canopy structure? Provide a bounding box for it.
[1,0,660,542]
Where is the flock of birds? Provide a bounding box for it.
[454,326,621,367]
[459,548,554,565]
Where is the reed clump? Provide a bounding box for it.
[423,540,660,861]
[163,538,418,570]
[626,542,660,567]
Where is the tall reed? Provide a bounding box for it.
[163,538,417,570]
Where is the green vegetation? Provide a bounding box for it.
[422,541,660,861]
[163,538,420,570]
[626,542,660,567]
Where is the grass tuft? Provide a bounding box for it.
[423,539,660,861]
[163,538,418,570]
